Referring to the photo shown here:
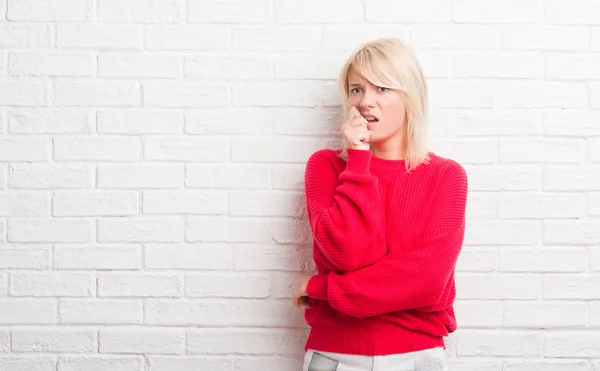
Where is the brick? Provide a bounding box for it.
[100,328,184,354]
[188,0,271,23]
[99,53,181,78]
[145,243,232,270]
[271,218,312,244]
[502,26,589,51]
[455,247,498,273]
[0,357,56,371]
[8,219,93,243]
[0,78,46,105]
[10,272,94,297]
[594,27,600,51]
[544,110,600,136]
[417,50,452,79]
[12,328,96,352]
[0,298,56,324]
[277,0,362,23]
[186,164,271,189]
[457,274,541,300]
[496,82,587,109]
[9,53,94,77]
[0,138,48,162]
[453,54,541,79]
[233,26,320,51]
[545,1,600,25]
[145,26,228,50]
[504,301,586,328]
[453,0,539,23]
[454,300,502,327]
[545,332,600,357]
[144,137,228,162]
[504,360,589,371]
[233,244,308,272]
[143,190,228,215]
[544,221,600,244]
[547,56,600,80]
[0,248,51,269]
[431,140,497,164]
[97,164,183,189]
[54,244,141,270]
[9,108,92,134]
[233,81,337,107]
[57,25,142,49]
[499,247,587,273]
[592,138,600,163]
[434,109,542,137]
[9,164,93,189]
[0,330,7,352]
[186,109,273,135]
[230,191,305,217]
[592,301,600,325]
[544,275,600,299]
[143,82,227,108]
[592,193,600,216]
[464,221,541,245]
[54,191,139,217]
[54,80,141,107]
[54,137,140,162]
[59,299,142,324]
[322,25,411,51]
[238,357,300,371]
[275,55,343,80]
[186,273,270,298]
[98,273,182,297]
[144,299,304,327]
[58,356,143,371]
[268,272,303,298]
[8,0,93,21]
[457,330,541,356]
[276,329,310,355]
[446,360,502,371]
[0,273,5,295]
[97,217,184,243]
[428,81,493,108]
[369,1,452,22]
[0,191,49,217]
[186,329,277,354]
[544,166,600,191]
[498,193,585,219]
[98,109,183,134]
[185,55,271,80]
[186,217,271,243]
[592,83,600,110]
[99,0,183,23]
[466,193,498,220]
[148,357,235,371]
[413,25,501,49]
[0,25,51,47]
[231,137,330,163]
[272,165,304,190]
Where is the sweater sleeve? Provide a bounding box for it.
[304,149,387,272]
[306,161,468,318]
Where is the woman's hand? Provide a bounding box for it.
[292,275,313,309]
[342,106,370,150]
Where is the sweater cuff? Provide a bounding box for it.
[344,149,372,174]
[306,274,328,301]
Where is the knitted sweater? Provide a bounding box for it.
[303,148,468,356]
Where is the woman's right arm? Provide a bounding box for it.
[305,148,386,272]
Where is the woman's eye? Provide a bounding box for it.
[378,86,389,92]
[350,88,361,94]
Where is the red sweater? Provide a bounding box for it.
[304,148,468,356]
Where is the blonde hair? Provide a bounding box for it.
[338,38,430,171]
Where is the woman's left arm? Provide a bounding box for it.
[305,162,468,318]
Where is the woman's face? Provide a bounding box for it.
[346,68,407,145]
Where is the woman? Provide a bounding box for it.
[291,38,468,371]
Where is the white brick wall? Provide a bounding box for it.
[0,0,599,370]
